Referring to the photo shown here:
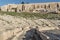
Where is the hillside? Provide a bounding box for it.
[0,12,60,40]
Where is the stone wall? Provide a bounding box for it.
[1,2,60,13]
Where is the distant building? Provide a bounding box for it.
[1,2,60,13]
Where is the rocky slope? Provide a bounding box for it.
[0,14,60,40]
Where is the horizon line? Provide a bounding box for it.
[1,1,60,6]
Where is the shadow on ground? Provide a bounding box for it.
[23,28,43,40]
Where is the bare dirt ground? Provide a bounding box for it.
[0,14,60,40]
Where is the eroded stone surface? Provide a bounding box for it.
[0,15,59,40]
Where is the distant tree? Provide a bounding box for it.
[21,1,24,4]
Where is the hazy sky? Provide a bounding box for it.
[0,0,60,6]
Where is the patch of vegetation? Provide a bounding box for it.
[0,11,60,20]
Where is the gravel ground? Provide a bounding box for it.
[0,14,60,40]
